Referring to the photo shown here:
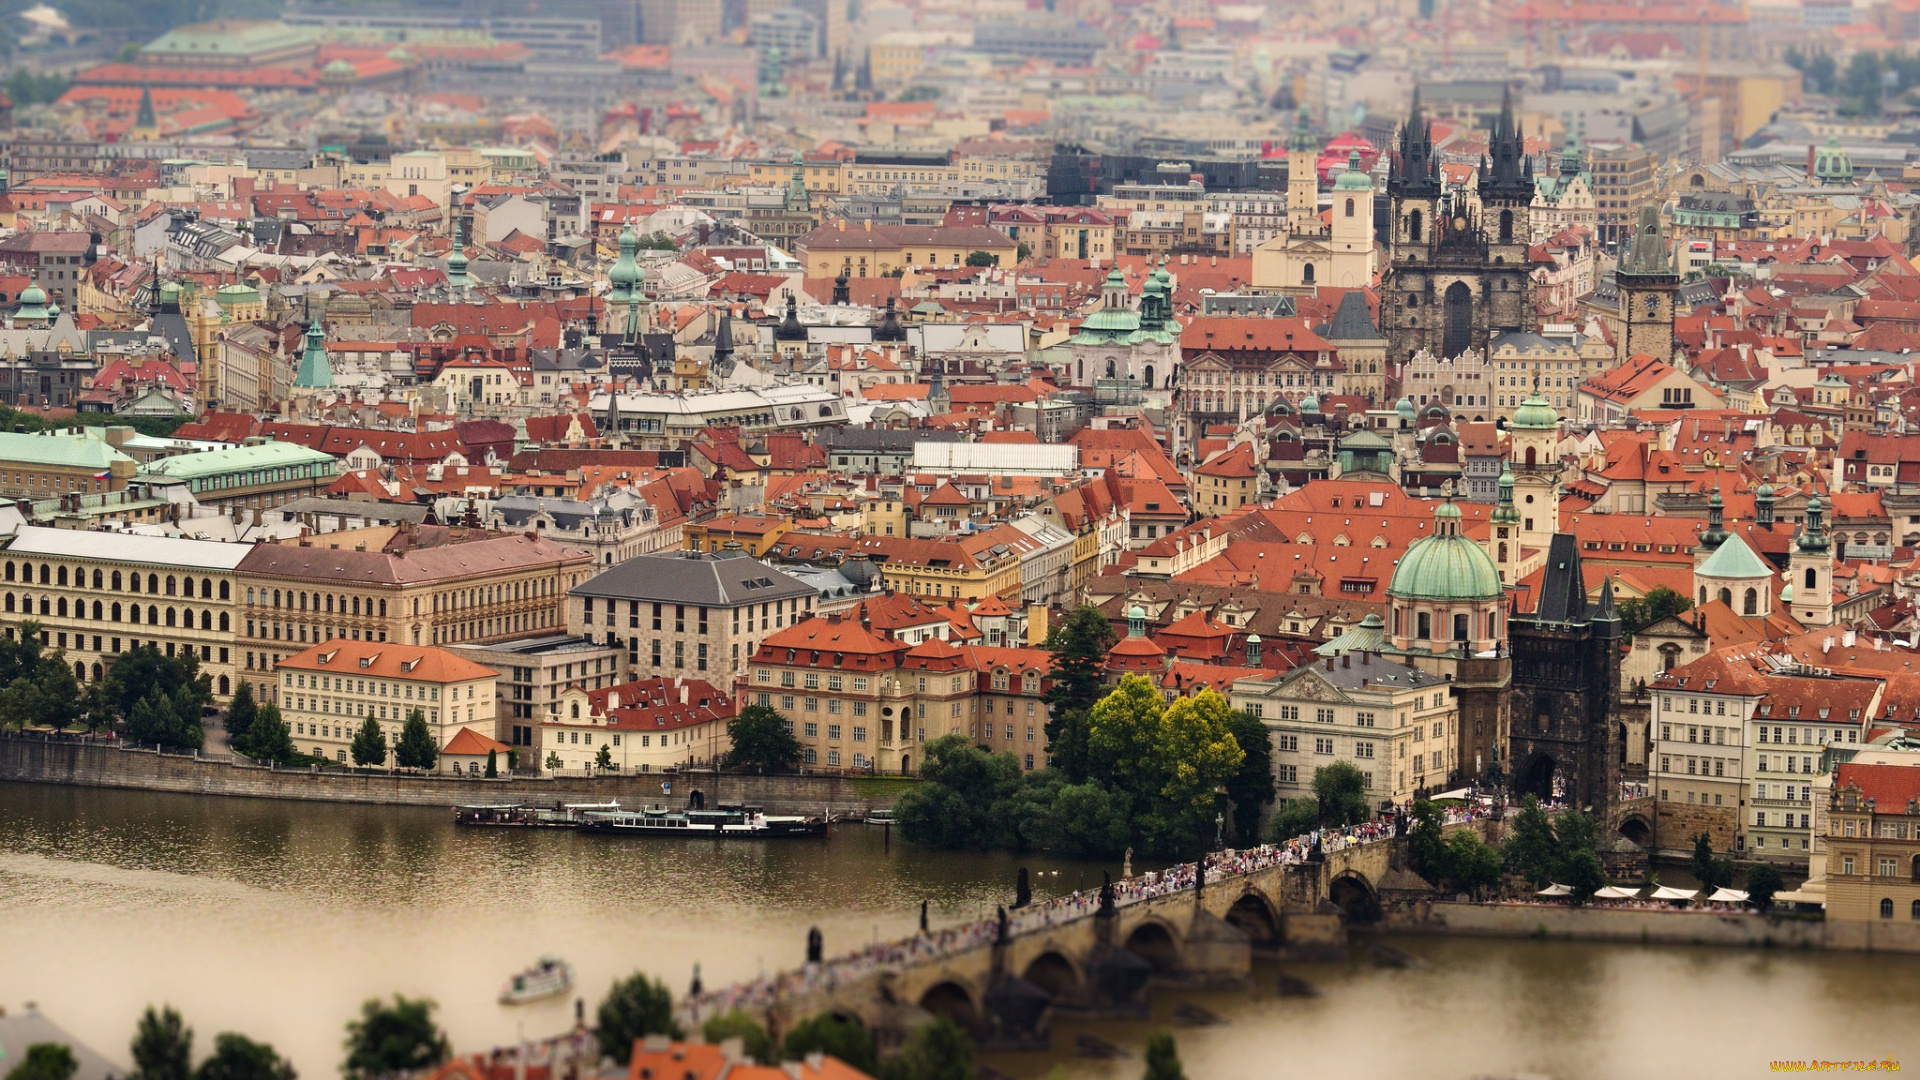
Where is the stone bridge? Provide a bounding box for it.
[691,839,1395,1048]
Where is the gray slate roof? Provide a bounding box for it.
[570,550,814,606]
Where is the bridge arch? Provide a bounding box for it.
[1616,812,1653,849]
[1123,920,1182,972]
[918,980,980,1033]
[1224,890,1282,947]
[1328,870,1381,924]
[1020,950,1082,1000]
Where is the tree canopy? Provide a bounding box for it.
[723,704,803,774]
[341,996,448,1080]
[1224,709,1275,846]
[393,710,437,772]
[1042,605,1116,781]
[196,1034,296,1080]
[130,1006,192,1080]
[595,973,681,1065]
[350,718,388,769]
[782,1013,877,1074]
[6,1044,77,1080]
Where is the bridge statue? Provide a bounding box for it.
[806,926,822,965]
[1014,867,1031,909]
[1098,872,1115,916]
[919,900,929,933]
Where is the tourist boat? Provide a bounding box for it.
[454,802,620,828]
[499,955,573,1005]
[580,804,827,838]
[865,809,897,826]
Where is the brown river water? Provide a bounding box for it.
[2,783,1916,1080]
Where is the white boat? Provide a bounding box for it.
[865,809,897,826]
[499,955,572,1004]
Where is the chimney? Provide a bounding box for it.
[680,684,689,705]
[1362,651,1371,665]
[1844,629,1857,648]
[1326,657,1334,671]
[1342,654,1351,668]
[608,691,620,709]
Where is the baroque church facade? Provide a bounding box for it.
[1383,91,1538,364]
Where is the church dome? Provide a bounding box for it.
[1395,396,1416,419]
[17,280,47,308]
[607,225,642,289]
[322,58,357,79]
[1510,390,1558,430]
[1389,502,1504,602]
[1333,150,1372,191]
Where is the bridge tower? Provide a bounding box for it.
[1507,535,1624,811]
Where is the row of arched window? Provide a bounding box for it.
[4,561,228,600]
[4,593,229,631]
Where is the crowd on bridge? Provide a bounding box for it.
[677,808,1486,1024]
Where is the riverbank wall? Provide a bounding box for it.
[0,736,911,816]
[1385,901,1920,954]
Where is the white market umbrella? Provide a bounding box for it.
[1649,886,1699,901]
[1592,886,1642,900]
[1707,887,1749,903]
[1535,883,1572,897]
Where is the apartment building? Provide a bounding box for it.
[0,430,138,500]
[274,639,499,770]
[1232,650,1459,807]
[543,675,735,774]
[235,526,594,702]
[568,550,816,680]
[1589,144,1658,247]
[449,633,629,751]
[1823,761,1920,931]
[138,440,338,514]
[0,526,247,699]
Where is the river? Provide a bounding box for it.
[3,783,1916,1079]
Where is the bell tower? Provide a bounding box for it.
[1508,383,1560,556]
[1790,495,1835,627]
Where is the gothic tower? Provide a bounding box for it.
[1508,540,1624,811]
[1615,204,1680,364]
[1384,90,1536,363]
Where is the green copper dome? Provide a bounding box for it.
[1333,150,1372,191]
[1511,390,1558,430]
[1388,502,1504,603]
[14,279,49,322]
[1395,396,1416,419]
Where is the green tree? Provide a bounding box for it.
[224,681,257,741]
[880,1016,972,1080]
[1443,828,1504,899]
[5,1044,77,1080]
[350,718,388,768]
[1310,760,1371,828]
[1086,674,1166,793]
[341,996,448,1080]
[0,622,44,688]
[1042,606,1116,781]
[1560,849,1608,905]
[126,691,202,751]
[1842,51,1883,115]
[634,232,679,251]
[896,84,940,103]
[545,750,564,772]
[1266,797,1320,842]
[245,704,294,764]
[595,973,681,1065]
[1142,1032,1186,1080]
[896,735,1024,850]
[1015,241,1033,262]
[1019,775,1131,858]
[1552,807,1600,883]
[781,1013,877,1074]
[130,1006,193,1080]
[196,1034,295,1080]
[1158,691,1243,809]
[1746,863,1785,913]
[80,682,115,734]
[1407,800,1448,880]
[1691,833,1733,895]
[963,251,997,267]
[393,709,437,772]
[595,742,614,771]
[0,652,80,731]
[104,644,211,722]
[723,703,804,774]
[1615,585,1692,634]
[485,748,498,778]
[1223,710,1274,845]
[700,1012,773,1065]
[1502,796,1559,888]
